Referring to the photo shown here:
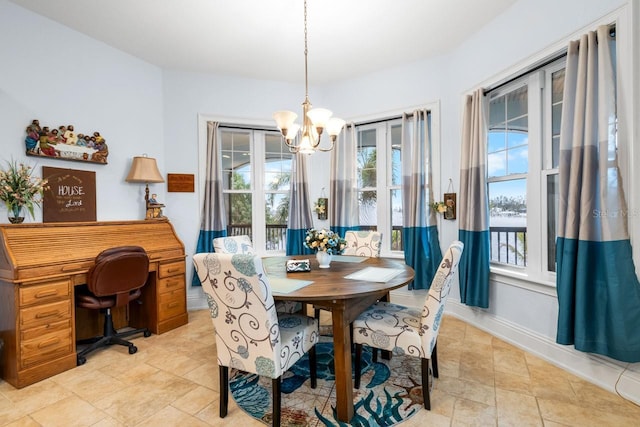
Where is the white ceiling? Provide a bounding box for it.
[10,0,517,84]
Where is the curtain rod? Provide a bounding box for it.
[484,23,616,96]
[219,123,276,132]
[354,110,431,127]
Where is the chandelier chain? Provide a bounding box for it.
[304,0,309,99]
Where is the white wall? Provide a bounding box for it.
[0,0,164,221]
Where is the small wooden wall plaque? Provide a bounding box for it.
[167,173,194,192]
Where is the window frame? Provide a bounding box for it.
[197,116,290,254]
[352,106,440,258]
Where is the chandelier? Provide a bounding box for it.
[273,0,345,154]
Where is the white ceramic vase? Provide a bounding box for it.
[316,251,332,268]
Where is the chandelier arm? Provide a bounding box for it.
[316,141,336,152]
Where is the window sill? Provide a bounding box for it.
[489,265,557,297]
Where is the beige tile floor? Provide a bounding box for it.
[1,309,639,426]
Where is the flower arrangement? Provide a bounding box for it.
[0,159,48,221]
[431,201,447,214]
[304,228,347,255]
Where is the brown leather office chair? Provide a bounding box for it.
[75,246,151,365]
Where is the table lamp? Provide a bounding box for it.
[125,155,164,219]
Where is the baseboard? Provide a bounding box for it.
[390,289,640,405]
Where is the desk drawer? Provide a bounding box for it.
[20,329,73,369]
[21,318,72,342]
[19,280,71,307]
[158,276,185,295]
[158,261,185,279]
[20,300,72,330]
[157,289,186,321]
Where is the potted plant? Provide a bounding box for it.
[0,159,48,223]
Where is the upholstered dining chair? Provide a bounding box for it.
[75,246,152,366]
[352,240,464,410]
[213,235,302,315]
[314,230,383,320]
[212,235,255,255]
[193,253,319,426]
[343,230,382,257]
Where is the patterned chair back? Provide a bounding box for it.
[419,241,464,357]
[193,253,287,378]
[213,235,255,255]
[343,230,382,257]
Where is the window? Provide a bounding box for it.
[220,127,291,252]
[355,119,407,253]
[486,60,569,282]
[486,25,620,285]
[487,84,529,268]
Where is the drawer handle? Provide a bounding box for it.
[165,280,180,288]
[168,302,179,308]
[166,268,181,273]
[38,337,61,349]
[35,290,59,299]
[35,310,60,319]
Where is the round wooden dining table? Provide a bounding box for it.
[267,255,415,423]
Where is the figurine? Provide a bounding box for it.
[25,119,41,153]
[146,194,165,219]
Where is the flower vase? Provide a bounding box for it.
[8,205,25,224]
[316,251,332,268]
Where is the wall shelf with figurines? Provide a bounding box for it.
[25,120,109,164]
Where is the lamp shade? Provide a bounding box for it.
[125,156,164,183]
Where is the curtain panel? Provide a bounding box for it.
[401,110,441,290]
[192,122,228,286]
[286,152,314,255]
[330,123,359,237]
[556,26,640,362]
[458,89,491,308]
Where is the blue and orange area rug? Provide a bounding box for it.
[229,340,424,426]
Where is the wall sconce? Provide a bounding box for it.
[125,155,164,219]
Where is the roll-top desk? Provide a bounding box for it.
[0,219,188,388]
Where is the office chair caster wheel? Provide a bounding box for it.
[144,330,151,337]
[129,345,138,354]
[77,356,86,366]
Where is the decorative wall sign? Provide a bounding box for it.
[25,119,109,164]
[443,193,457,220]
[167,173,195,192]
[42,166,97,222]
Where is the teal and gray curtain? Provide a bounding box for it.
[402,110,441,290]
[556,26,640,362]
[330,123,359,237]
[286,153,314,255]
[192,121,227,286]
[458,89,490,308]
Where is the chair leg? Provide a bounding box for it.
[219,366,228,418]
[309,345,317,389]
[314,308,321,320]
[354,343,362,389]
[432,342,439,378]
[421,357,431,410]
[272,377,281,427]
